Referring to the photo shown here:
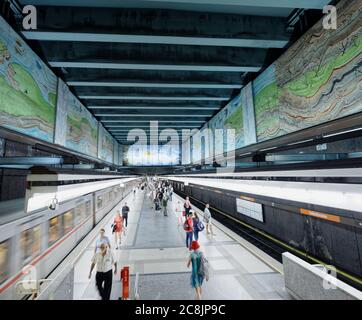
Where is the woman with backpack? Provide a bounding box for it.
[187,241,209,300]
[192,212,204,241]
[184,212,194,250]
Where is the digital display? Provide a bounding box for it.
[124,144,180,166]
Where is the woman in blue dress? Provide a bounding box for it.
[187,241,205,300]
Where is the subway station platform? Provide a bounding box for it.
[73,189,291,300]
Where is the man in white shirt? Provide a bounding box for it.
[94,228,111,254]
[204,203,215,236]
[89,243,117,300]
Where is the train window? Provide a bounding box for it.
[48,216,62,246]
[20,225,41,265]
[63,210,74,234]
[104,192,109,205]
[75,203,86,225]
[97,195,103,210]
[0,240,9,284]
[85,200,92,217]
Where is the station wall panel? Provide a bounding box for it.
[0,16,57,143]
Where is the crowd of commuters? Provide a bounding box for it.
[148,179,173,217]
[89,177,213,300]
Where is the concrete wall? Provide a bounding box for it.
[282,252,362,300]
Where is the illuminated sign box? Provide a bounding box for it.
[236,198,264,223]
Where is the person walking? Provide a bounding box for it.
[113,211,123,249]
[162,194,169,216]
[184,197,192,217]
[169,186,173,201]
[122,202,130,228]
[94,228,111,253]
[204,204,215,236]
[193,212,204,241]
[89,243,117,300]
[187,241,209,300]
[183,212,194,250]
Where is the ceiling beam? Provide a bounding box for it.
[106,125,201,127]
[67,81,242,89]
[41,41,266,73]
[19,0,330,10]
[96,114,210,117]
[59,69,245,84]
[82,96,229,101]
[50,62,260,72]
[22,6,290,48]
[23,31,288,49]
[101,120,204,123]
[88,106,220,110]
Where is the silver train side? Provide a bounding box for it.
[0,179,139,300]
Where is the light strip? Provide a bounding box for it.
[101,120,204,123]
[67,81,242,89]
[108,127,197,129]
[49,62,260,73]
[81,96,229,101]
[23,32,287,49]
[323,127,362,138]
[287,139,314,146]
[167,177,362,213]
[96,114,210,117]
[88,106,220,110]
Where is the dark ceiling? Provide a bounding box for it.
[15,0,331,145]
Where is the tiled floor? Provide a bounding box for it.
[73,189,291,300]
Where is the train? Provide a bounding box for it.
[167,172,362,289]
[0,176,140,300]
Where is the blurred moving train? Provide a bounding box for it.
[0,173,140,300]
[167,168,362,289]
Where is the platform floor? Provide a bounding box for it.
[73,189,291,300]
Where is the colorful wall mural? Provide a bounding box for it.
[113,141,119,165]
[254,0,362,141]
[0,16,57,143]
[98,124,114,163]
[55,79,98,157]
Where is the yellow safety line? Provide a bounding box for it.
[181,192,362,286]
